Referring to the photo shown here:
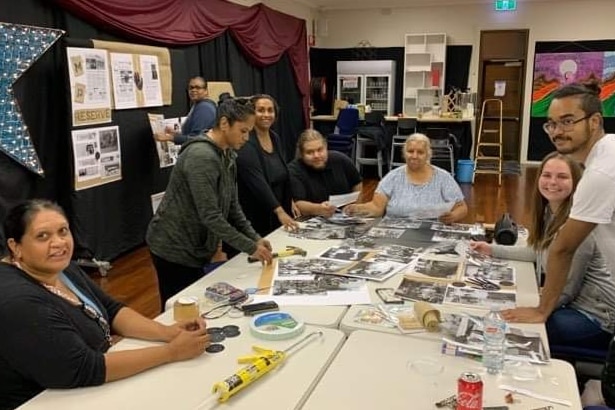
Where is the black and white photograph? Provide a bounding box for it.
[443,285,516,309]
[326,212,367,225]
[394,277,447,304]
[99,129,119,154]
[463,264,516,284]
[431,230,473,242]
[343,259,406,282]
[440,313,546,363]
[272,280,327,296]
[378,217,422,230]
[289,226,347,240]
[277,258,350,277]
[409,257,461,280]
[272,274,363,296]
[320,246,369,262]
[371,244,419,264]
[430,222,481,234]
[365,227,405,239]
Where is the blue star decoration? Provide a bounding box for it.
[0,23,64,175]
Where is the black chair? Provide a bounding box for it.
[424,127,459,176]
[390,117,417,170]
[356,112,387,178]
[328,108,359,159]
[551,344,609,384]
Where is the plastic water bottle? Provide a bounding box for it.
[482,307,506,374]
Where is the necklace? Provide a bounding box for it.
[41,281,113,347]
[42,283,80,304]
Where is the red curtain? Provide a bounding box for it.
[53,0,309,122]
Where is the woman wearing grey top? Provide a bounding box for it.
[345,133,467,223]
[471,152,615,350]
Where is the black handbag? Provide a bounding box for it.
[494,213,518,245]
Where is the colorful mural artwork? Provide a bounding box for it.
[532,51,615,117]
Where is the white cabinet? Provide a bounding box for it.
[403,33,446,116]
[337,60,396,116]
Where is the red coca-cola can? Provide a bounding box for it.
[457,372,483,410]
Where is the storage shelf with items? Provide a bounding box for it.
[403,33,447,116]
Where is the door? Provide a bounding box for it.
[337,75,363,105]
[479,61,524,160]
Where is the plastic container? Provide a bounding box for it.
[456,159,475,184]
[173,296,200,322]
[482,307,506,374]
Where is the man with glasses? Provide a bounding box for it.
[155,76,217,144]
[502,82,615,324]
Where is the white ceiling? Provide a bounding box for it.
[294,0,558,11]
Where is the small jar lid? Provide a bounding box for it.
[177,296,198,305]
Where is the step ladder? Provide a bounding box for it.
[473,99,503,185]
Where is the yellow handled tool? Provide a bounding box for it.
[207,331,322,404]
[247,246,307,263]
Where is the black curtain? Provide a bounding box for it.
[528,40,615,161]
[445,45,472,94]
[0,0,304,260]
[310,45,472,116]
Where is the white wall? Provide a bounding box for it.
[318,0,615,163]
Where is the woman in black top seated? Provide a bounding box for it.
[0,200,210,409]
[236,94,298,235]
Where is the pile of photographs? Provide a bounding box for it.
[394,250,517,309]
[289,216,373,240]
[440,313,547,364]
[254,242,421,307]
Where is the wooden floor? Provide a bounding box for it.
[91,166,538,319]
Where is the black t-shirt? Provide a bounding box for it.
[288,150,362,203]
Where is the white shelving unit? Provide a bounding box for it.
[403,33,447,116]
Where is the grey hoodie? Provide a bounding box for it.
[146,136,260,267]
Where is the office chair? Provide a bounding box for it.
[328,108,359,159]
[424,127,457,176]
[390,117,417,170]
[356,112,386,178]
[551,344,609,385]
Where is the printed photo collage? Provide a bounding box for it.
[394,252,518,310]
[268,243,422,300]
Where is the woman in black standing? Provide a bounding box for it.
[236,94,298,236]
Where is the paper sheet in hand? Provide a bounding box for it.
[329,191,360,208]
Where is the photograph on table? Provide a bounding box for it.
[377,217,423,230]
[370,244,421,264]
[442,284,516,309]
[290,226,348,240]
[406,257,463,280]
[440,313,547,363]
[365,227,405,239]
[342,259,406,282]
[463,263,516,286]
[277,258,351,277]
[272,274,364,296]
[325,212,368,225]
[430,222,483,235]
[431,230,473,242]
[394,277,448,304]
[319,246,370,262]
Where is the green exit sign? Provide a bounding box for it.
[495,0,516,10]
